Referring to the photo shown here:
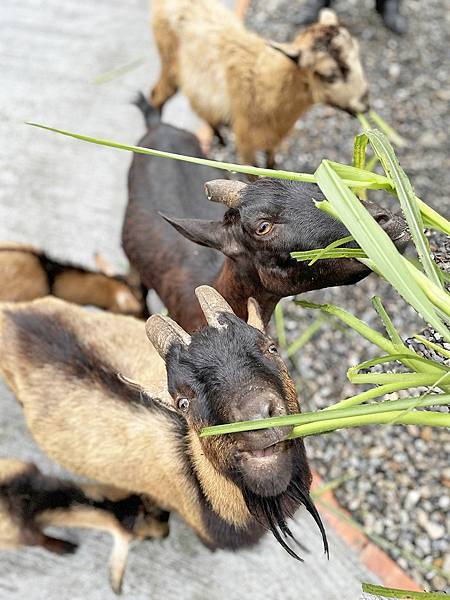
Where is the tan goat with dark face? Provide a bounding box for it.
[0,287,327,565]
[150,2,369,166]
[0,459,169,593]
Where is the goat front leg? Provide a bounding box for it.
[234,122,257,168]
[265,149,276,170]
[150,30,179,109]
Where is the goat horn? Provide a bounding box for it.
[247,297,265,332]
[204,179,247,208]
[195,285,234,329]
[145,314,191,359]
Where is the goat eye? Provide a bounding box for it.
[255,221,273,236]
[315,71,338,83]
[177,397,190,412]
[268,344,278,354]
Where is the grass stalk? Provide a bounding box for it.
[200,394,450,437]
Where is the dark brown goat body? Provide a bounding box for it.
[124,96,409,332]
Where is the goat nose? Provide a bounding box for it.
[360,90,370,112]
[366,202,393,228]
[235,391,284,422]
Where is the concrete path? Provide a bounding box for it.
[0,1,379,598]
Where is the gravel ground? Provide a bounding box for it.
[211,0,450,590]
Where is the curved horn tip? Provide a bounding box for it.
[203,179,247,208]
[145,314,191,357]
[195,285,235,328]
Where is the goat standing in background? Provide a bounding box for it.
[0,242,143,316]
[0,459,169,593]
[150,3,369,166]
[0,287,327,563]
[124,96,409,332]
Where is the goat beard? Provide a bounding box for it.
[242,440,329,561]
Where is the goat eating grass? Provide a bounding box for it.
[124,96,409,332]
[0,287,327,569]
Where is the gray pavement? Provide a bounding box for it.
[0,1,379,598]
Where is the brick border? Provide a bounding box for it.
[312,473,422,591]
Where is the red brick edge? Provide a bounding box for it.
[312,472,422,591]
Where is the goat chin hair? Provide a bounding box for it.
[243,479,329,562]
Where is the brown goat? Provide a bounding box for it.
[0,287,327,563]
[0,459,169,593]
[0,242,142,315]
[150,3,369,166]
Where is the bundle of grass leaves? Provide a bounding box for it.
[28,119,450,440]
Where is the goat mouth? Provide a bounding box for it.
[392,229,410,243]
[240,440,287,460]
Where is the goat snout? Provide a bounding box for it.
[358,90,370,113]
[231,390,286,423]
[230,390,293,452]
[366,202,410,247]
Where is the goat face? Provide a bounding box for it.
[146,287,309,498]
[272,9,369,115]
[163,178,409,297]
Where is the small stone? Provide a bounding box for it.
[389,63,401,79]
[404,489,421,510]
[417,509,446,540]
[431,575,447,591]
[420,427,433,442]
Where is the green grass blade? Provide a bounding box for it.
[274,302,287,349]
[357,113,372,131]
[315,160,450,341]
[372,296,404,346]
[326,382,425,411]
[289,410,448,438]
[368,110,408,148]
[366,129,442,288]
[306,235,354,266]
[328,161,393,191]
[286,316,326,357]
[200,394,450,437]
[291,248,367,262]
[418,198,450,235]
[365,155,379,173]
[92,57,145,84]
[353,133,369,170]
[414,334,450,360]
[362,583,447,600]
[402,259,450,319]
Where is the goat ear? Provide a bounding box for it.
[270,41,302,64]
[247,297,265,332]
[195,285,235,329]
[318,8,339,25]
[146,314,191,359]
[160,214,240,257]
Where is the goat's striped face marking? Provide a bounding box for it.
[272,10,370,116]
